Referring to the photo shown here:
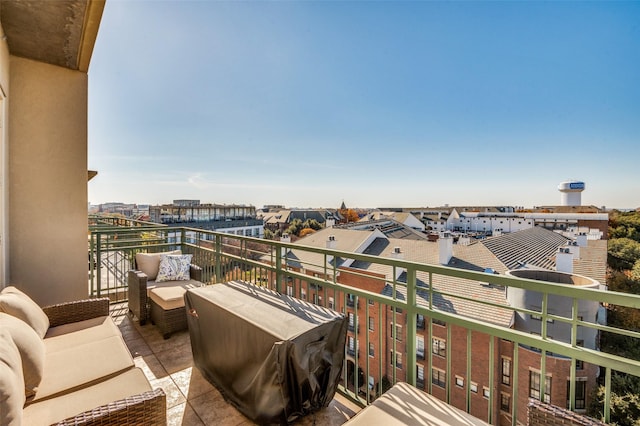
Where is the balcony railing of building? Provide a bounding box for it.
[88,216,640,425]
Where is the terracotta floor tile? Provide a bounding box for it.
[188,390,255,426]
[134,353,169,381]
[124,335,153,357]
[150,375,187,409]
[154,344,194,374]
[170,366,217,401]
[167,402,205,426]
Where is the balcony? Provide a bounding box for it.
[88,216,640,425]
[110,304,360,425]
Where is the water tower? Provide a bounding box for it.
[558,180,585,206]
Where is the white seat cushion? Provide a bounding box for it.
[44,316,121,353]
[33,335,134,402]
[23,368,153,425]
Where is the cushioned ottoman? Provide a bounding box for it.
[149,286,189,339]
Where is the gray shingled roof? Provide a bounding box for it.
[338,219,428,240]
[481,227,569,270]
[286,226,605,327]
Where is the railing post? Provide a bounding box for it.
[215,234,222,283]
[275,242,283,294]
[89,232,95,296]
[406,266,417,386]
[96,232,102,298]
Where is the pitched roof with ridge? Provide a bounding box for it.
[288,226,606,326]
[481,227,569,270]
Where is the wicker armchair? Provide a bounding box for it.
[127,264,203,326]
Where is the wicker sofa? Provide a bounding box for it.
[128,250,203,338]
[0,286,166,425]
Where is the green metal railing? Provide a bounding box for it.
[88,218,640,424]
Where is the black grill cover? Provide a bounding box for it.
[185,281,347,424]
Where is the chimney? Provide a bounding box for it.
[576,233,588,247]
[280,233,291,259]
[326,235,337,249]
[556,247,574,274]
[390,247,405,279]
[391,246,403,259]
[438,232,453,265]
[325,218,335,228]
[566,241,580,259]
[494,228,503,237]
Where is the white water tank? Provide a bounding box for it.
[558,180,585,206]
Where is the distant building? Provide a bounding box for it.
[150,202,263,238]
[258,208,340,234]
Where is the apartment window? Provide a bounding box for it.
[432,319,446,327]
[368,342,375,357]
[416,365,425,389]
[432,337,446,357]
[368,316,374,332]
[368,298,374,306]
[482,387,490,399]
[501,393,511,411]
[501,357,511,386]
[576,340,584,370]
[347,293,356,307]
[328,297,334,310]
[529,371,551,403]
[417,314,425,330]
[531,313,554,323]
[390,350,402,368]
[470,382,478,393]
[348,313,356,332]
[286,286,293,297]
[300,288,306,300]
[431,368,446,388]
[416,336,425,360]
[390,323,403,341]
[455,376,464,388]
[567,379,587,410]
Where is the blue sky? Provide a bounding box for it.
[88,1,640,209]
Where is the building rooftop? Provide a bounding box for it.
[289,226,606,327]
[481,227,569,270]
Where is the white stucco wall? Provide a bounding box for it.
[0,25,10,287]
[8,56,88,305]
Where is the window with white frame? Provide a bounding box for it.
[431,368,446,388]
[529,370,551,403]
[432,337,446,357]
[416,336,425,360]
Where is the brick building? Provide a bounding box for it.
[282,226,607,425]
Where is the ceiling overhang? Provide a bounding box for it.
[0,0,105,72]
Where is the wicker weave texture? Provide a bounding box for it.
[528,399,605,426]
[55,388,166,426]
[128,270,149,324]
[150,299,188,339]
[128,264,203,326]
[43,298,110,328]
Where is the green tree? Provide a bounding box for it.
[302,219,322,231]
[608,238,640,270]
[286,219,304,236]
[589,374,640,426]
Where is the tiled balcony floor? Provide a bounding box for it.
[111,305,361,426]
